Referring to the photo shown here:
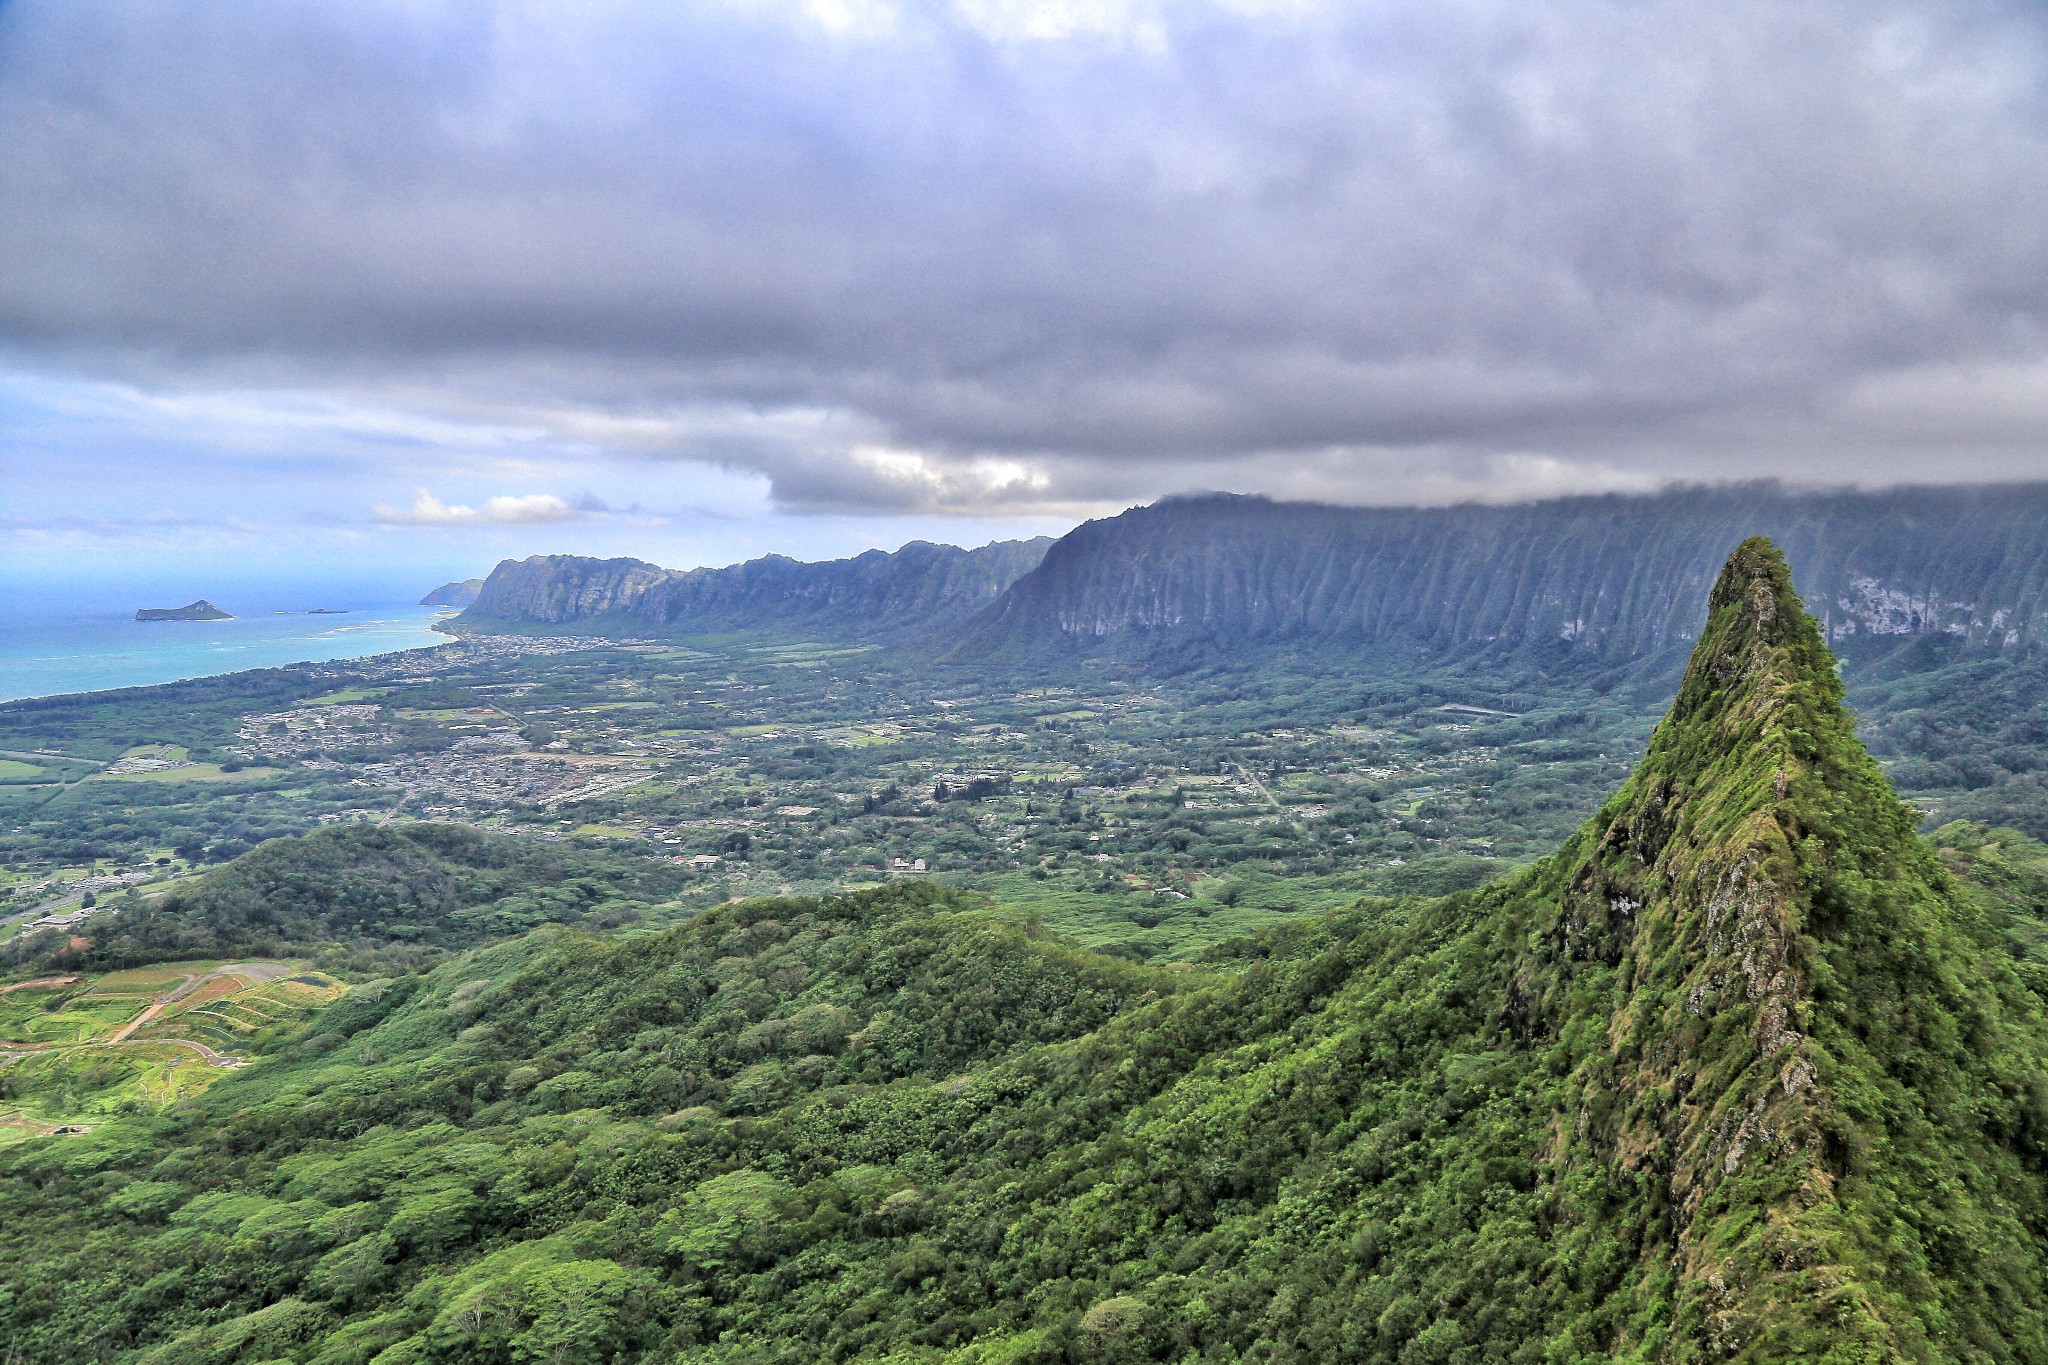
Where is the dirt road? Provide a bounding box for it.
[107,961,289,1045]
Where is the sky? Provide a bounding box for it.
[5,0,2048,607]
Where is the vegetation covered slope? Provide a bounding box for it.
[20,824,690,976]
[3,540,2046,1363]
[1927,820,2048,993]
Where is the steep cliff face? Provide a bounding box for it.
[461,537,1052,638]
[463,556,672,624]
[417,579,485,608]
[956,484,2048,664]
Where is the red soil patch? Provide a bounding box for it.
[1,976,82,993]
[166,975,246,1012]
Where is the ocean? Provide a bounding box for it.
[0,605,452,703]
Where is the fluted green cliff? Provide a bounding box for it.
[460,537,1052,639]
[957,484,2048,667]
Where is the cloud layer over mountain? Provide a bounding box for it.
[4,0,2048,517]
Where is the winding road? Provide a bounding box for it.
[108,961,288,1056]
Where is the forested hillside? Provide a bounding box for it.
[3,825,691,977]
[5,542,2047,1361]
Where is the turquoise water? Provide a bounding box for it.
[0,606,451,702]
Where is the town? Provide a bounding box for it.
[0,629,1646,959]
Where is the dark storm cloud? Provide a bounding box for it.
[4,0,2048,511]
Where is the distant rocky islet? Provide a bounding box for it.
[133,603,362,622]
[133,600,233,622]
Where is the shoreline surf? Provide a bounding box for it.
[0,606,452,704]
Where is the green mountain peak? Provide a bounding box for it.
[1522,536,2048,1358]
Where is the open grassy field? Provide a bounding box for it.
[99,763,284,783]
[121,743,189,763]
[301,687,384,705]
[0,988,151,1045]
[91,963,218,989]
[0,1042,227,1142]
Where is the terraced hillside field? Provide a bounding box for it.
[0,960,346,1140]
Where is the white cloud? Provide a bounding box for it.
[372,489,587,526]
[846,445,1052,506]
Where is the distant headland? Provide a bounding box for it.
[419,578,485,608]
[134,600,233,622]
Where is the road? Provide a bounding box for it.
[0,902,53,935]
[116,1036,243,1067]
[105,972,199,1043]
[0,748,105,767]
[1232,762,1302,834]
[1,748,110,814]
[108,961,290,1045]
[5,866,164,930]
[3,962,287,1067]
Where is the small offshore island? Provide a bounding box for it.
[133,600,233,622]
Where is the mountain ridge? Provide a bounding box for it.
[458,536,1052,640]
[443,484,2048,672]
[1515,536,2048,1353]
[954,483,2048,667]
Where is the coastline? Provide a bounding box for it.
[0,606,454,704]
